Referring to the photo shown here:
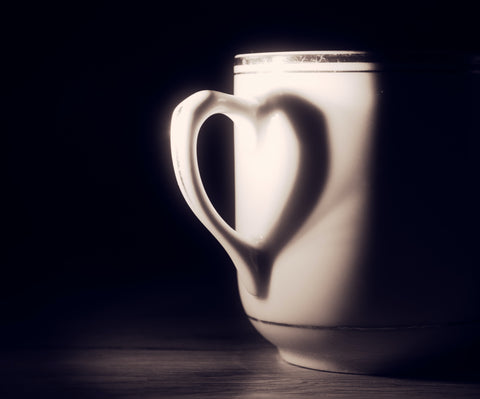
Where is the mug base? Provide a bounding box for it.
[248,316,480,375]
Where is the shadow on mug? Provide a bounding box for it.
[248,93,329,298]
[357,69,480,325]
[198,93,330,298]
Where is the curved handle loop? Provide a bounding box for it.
[170,90,261,295]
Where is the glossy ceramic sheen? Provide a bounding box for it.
[170,51,480,374]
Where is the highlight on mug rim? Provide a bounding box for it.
[234,50,480,74]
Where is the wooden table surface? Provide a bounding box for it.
[1,312,480,399]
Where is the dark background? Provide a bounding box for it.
[3,0,479,346]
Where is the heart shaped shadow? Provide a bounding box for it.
[247,93,329,297]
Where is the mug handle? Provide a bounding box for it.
[170,90,262,295]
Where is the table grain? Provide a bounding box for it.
[1,315,479,399]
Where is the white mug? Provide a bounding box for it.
[170,51,480,374]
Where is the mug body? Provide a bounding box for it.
[232,51,480,373]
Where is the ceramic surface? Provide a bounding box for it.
[170,51,480,373]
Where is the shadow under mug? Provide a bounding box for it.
[170,51,480,374]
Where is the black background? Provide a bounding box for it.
[3,0,479,345]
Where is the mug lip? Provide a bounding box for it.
[235,50,370,63]
[234,50,480,74]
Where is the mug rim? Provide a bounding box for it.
[234,50,480,74]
